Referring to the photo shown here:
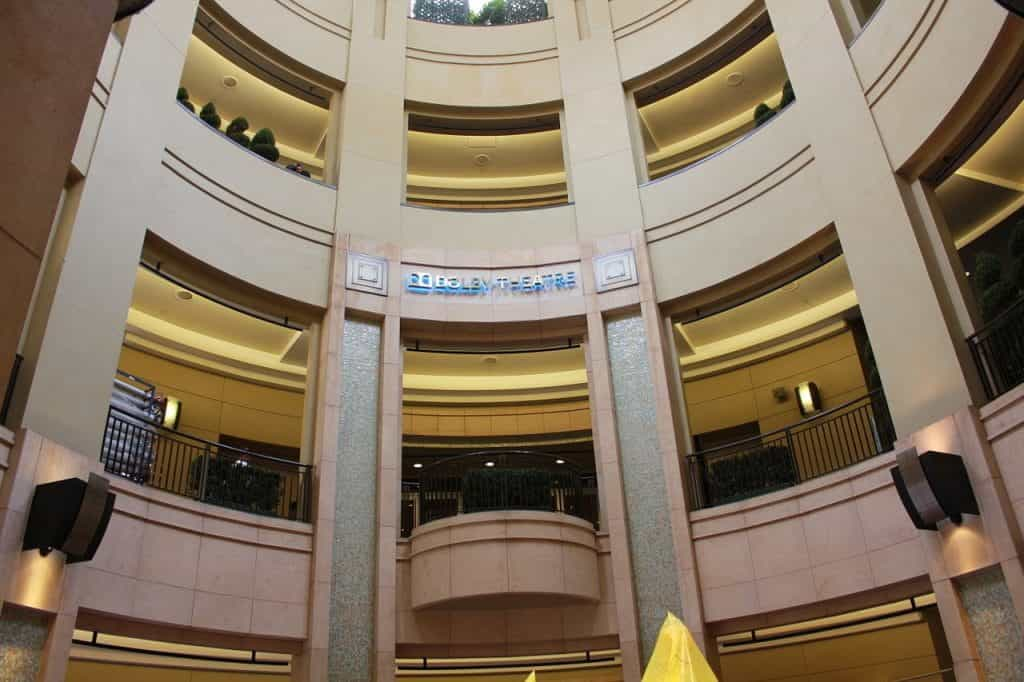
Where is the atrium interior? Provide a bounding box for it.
[3,1,1024,681]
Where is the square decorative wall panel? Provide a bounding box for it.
[593,249,639,292]
[346,252,389,296]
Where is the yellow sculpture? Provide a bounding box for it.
[524,672,536,682]
[641,613,718,682]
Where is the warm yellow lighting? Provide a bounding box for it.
[413,463,423,469]
[795,381,822,416]
[162,396,181,429]
[485,461,496,468]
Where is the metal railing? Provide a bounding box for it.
[101,407,312,522]
[686,391,895,510]
[400,450,599,537]
[968,295,1024,401]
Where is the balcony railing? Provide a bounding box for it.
[685,391,895,510]
[101,407,312,522]
[968,296,1024,401]
[400,450,599,537]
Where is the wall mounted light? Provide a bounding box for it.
[162,396,181,429]
[890,448,979,530]
[795,381,822,416]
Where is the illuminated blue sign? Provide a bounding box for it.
[406,271,578,295]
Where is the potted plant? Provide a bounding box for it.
[226,117,251,148]
[251,128,280,162]
[176,87,195,113]
[199,102,222,130]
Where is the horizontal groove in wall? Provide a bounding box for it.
[862,0,944,106]
[645,145,814,244]
[612,0,691,40]
[162,150,334,248]
[271,0,351,38]
[406,47,558,66]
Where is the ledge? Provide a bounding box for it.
[408,510,600,610]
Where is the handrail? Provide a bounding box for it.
[693,389,888,457]
[108,405,307,469]
[102,406,311,521]
[1,354,23,427]
[967,294,1024,400]
[115,369,156,396]
[686,391,894,510]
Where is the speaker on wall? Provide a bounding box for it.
[890,448,979,531]
[22,473,116,564]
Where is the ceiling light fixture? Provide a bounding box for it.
[485,461,495,467]
[412,463,423,469]
[175,290,193,301]
[555,459,565,465]
[222,75,238,88]
[726,72,745,87]
[474,153,490,167]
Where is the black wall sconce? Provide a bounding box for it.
[891,448,979,530]
[795,381,822,416]
[22,474,115,563]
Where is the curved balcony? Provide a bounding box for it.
[102,406,312,522]
[685,391,894,509]
[401,450,599,537]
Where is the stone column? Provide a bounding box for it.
[551,0,644,240]
[292,248,347,681]
[766,0,978,437]
[17,0,200,457]
[0,0,117,408]
[334,0,408,244]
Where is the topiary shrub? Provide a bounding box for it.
[226,116,251,148]
[981,280,1019,323]
[199,102,221,130]
[176,87,195,113]
[780,79,795,108]
[753,102,776,127]
[250,128,280,162]
[973,252,1003,292]
[703,445,797,506]
[189,456,282,516]
[461,468,553,513]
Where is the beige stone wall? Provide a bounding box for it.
[683,331,868,439]
[402,400,590,438]
[116,346,305,449]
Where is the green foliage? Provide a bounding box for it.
[753,102,776,127]
[1010,222,1024,259]
[973,252,1003,292]
[190,456,282,516]
[228,132,251,148]
[461,468,554,513]
[199,101,221,130]
[506,0,548,23]
[176,87,195,113]
[703,446,797,506]
[226,116,249,134]
[413,0,470,24]
[981,280,1019,323]
[780,79,795,108]
[252,128,276,146]
[470,0,507,24]
[250,128,280,162]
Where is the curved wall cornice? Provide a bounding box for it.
[209,0,350,83]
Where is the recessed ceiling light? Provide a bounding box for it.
[485,461,495,467]
[474,153,490,167]
[175,290,193,301]
[726,72,745,87]
[412,463,423,469]
[222,75,238,88]
[556,459,565,465]
[483,356,498,364]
